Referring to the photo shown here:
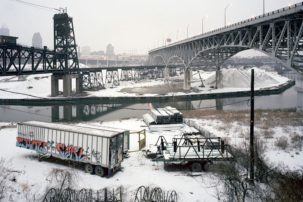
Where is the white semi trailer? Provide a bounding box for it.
[16,121,129,177]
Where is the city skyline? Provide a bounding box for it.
[0,0,301,54]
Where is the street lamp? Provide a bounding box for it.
[202,16,207,34]
[263,0,265,15]
[187,25,189,38]
[224,4,230,27]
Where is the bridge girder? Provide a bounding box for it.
[149,3,303,74]
[0,45,56,75]
[0,12,79,76]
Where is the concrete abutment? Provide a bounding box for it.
[183,68,192,90]
[51,74,82,97]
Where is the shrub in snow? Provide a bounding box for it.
[263,129,274,139]
[275,136,289,150]
[45,168,78,190]
[291,133,303,150]
[0,159,14,200]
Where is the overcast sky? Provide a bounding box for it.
[1,0,302,54]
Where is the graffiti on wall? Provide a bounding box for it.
[16,136,48,154]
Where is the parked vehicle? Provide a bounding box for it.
[146,135,232,172]
[16,121,129,177]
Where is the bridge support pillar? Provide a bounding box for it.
[51,106,59,122]
[216,99,223,110]
[215,69,223,89]
[296,85,303,112]
[183,68,191,90]
[51,75,59,97]
[297,92,303,112]
[164,67,169,80]
[76,76,82,94]
[63,74,72,97]
[51,74,81,97]
[63,105,73,121]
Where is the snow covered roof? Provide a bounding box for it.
[19,121,121,138]
[77,123,128,133]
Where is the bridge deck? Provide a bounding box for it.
[150,2,303,52]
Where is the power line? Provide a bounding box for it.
[0,88,49,99]
[0,105,52,118]
[119,96,250,111]
[0,98,250,122]
[9,0,61,12]
[0,84,251,121]
[0,86,250,110]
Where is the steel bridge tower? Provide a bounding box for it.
[51,12,81,96]
[53,12,79,70]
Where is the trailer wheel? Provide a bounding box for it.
[94,166,104,177]
[190,162,202,172]
[84,164,94,174]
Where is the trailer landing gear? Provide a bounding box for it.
[190,162,202,172]
[190,161,211,172]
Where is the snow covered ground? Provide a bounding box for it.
[0,74,51,99]
[0,67,291,99]
[0,119,224,202]
[187,118,303,172]
[0,114,302,201]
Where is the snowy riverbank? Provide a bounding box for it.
[0,67,292,100]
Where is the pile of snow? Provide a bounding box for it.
[233,49,269,58]
[205,67,289,89]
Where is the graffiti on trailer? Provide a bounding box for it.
[56,143,86,161]
[91,149,101,163]
[16,137,48,154]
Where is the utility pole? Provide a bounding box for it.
[250,69,255,182]
[224,4,230,27]
[263,0,265,15]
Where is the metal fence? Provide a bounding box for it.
[134,186,178,202]
[43,187,123,202]
[42,186,178,202]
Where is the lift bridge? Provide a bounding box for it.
[0,11,172,97]
[149,2,303,90]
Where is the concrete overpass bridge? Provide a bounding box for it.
[149,2,303,90]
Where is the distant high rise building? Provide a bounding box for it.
[81,46,91,56]
[106,44,115,56]
[32,32,42,48]
[0,25,10,36]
